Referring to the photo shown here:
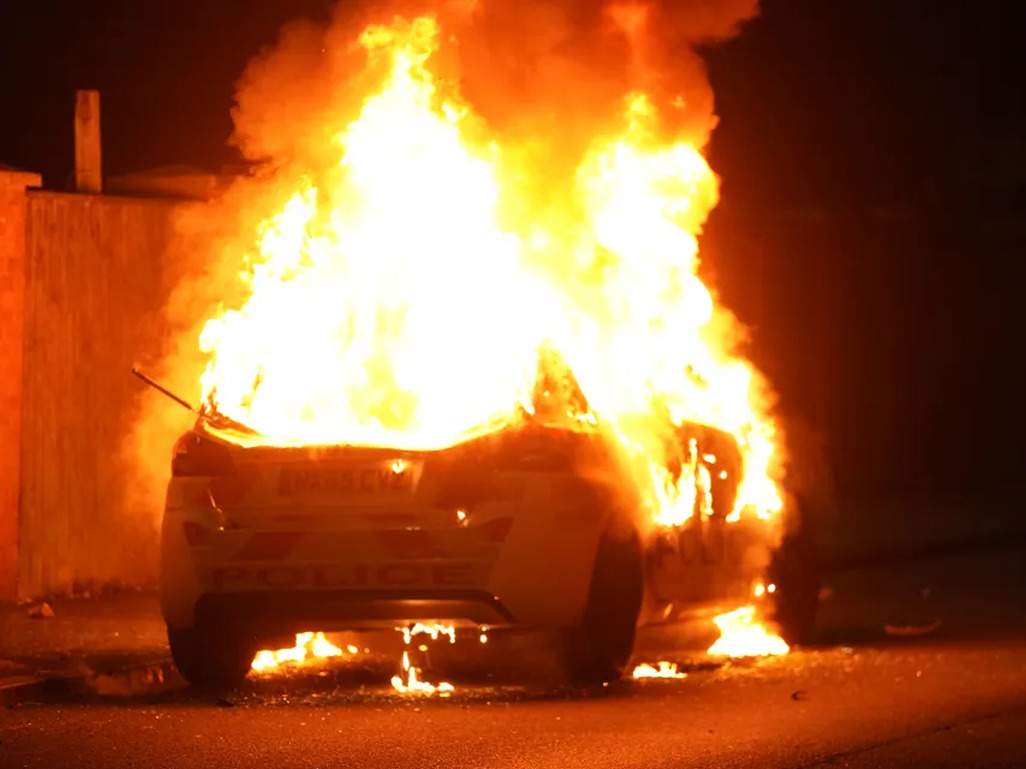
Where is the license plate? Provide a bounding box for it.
[277,462,416,497]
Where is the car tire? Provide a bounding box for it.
[560,527,644,685]
[767,512,821,646]
[168,625,257,690]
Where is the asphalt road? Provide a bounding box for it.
[2,548,1025,769]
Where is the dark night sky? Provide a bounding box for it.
[1,0,1023,504]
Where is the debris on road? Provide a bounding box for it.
[883,620,943,638]
[26,602,56,619]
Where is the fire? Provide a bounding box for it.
[632,661,687,679]
[251,631,345,671]
[196,12,784,523]
[200,17,544,451]
[707,606,790,658]
[390,623,455,695]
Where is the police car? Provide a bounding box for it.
[160,374,818,688]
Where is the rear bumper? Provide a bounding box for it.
[160,502,608,632]
[160,449,624,633]
[193,589,517,634]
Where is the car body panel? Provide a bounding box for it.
[160,419,777,641]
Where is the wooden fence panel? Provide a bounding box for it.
[21,191,184,596]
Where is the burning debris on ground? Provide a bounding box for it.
[708,606,790,658]
[632,661,687,679]
[390,623,456,696]
[251,632,350,673]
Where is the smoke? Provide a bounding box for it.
[444,0,759,142]
[231,0,760,169]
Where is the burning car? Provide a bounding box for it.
[159,357,817,688]
[150,12,820,688]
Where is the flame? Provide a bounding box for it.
[196,13,784,524]
[251,631,345,671]
[632,661,687,679]
[707,606,790,658]
[390,623,455,695]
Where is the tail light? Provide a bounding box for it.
[171,432,236,477]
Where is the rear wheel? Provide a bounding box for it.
[561,528,644,685]
[168,625,257,690]
[767,508,821,646]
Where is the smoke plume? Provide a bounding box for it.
[231,0,759,169]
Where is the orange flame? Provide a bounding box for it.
[390,623,455,695]
[251,631,346,671]
[707,606,789,658]
[632,661,687,679]
[197,13,783,525]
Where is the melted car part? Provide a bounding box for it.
[132,367,261,436]
[171,431,236,477]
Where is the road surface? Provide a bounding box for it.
[2,547,1025,768]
